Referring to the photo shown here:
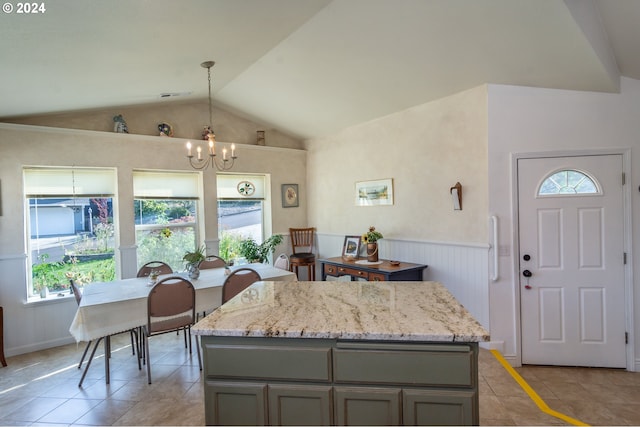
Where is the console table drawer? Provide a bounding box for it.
[324,264,386,281]
[333,345,474,387]
[324,264,339,276]
[325,264,370,279]
[336,266,368,279]
[368,272,386,281]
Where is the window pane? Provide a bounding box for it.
[134,199,197,272]
[30,197,115,297]
[538,170,599,196]
[575,178,597,193]
[218,200,263,262]
[136,225,196,272]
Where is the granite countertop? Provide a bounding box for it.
[192,281,489,342]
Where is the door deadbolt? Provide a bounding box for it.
[523,254,531,261]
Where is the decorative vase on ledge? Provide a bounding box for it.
[367,242,379,262]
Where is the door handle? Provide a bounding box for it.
[522,269,532,289]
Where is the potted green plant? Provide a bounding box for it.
[183,244,206,279]
[238,234,284,263]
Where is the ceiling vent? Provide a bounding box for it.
[159,91,192,98]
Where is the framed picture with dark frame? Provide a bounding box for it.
[342,235,361,258]
[281,183,299,208]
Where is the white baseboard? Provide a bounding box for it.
[480,340,504,352]
[480,341,521,367]
[6,336,76,358]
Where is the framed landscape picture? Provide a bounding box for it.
[342,235,361,258]
[355,178,393,206]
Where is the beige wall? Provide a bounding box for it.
[5,99,303,149]
[305,85,488,243]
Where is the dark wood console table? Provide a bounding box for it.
[320,257,427,281]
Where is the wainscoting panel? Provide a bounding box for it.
[316,234,490,329]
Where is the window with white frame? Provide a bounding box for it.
[217,174,265,262]
[24,167,117,298]
[133,170,201,272]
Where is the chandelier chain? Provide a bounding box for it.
[207,65,213,133]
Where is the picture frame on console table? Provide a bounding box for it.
[342,235,361,258]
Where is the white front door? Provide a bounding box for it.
[518,155,626,368]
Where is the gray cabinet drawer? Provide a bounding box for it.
[204,343,332,382]
[334,386,402,426]
[333,343,474,387]
[402,388,476,425]
[204,381,267,426]
[268,384,333,426]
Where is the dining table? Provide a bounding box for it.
[69,263,297,386]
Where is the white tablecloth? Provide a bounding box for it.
[69,264,296,342]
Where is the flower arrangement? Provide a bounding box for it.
[362,226,383,243]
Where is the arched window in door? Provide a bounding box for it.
[538,169,601,196]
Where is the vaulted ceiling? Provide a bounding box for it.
[1,0,638,140]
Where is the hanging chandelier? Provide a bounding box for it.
[186,60,237,171]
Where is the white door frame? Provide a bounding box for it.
[511,148,634,371]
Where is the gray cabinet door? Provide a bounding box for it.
[268,384,333,425]
[402,389,476,426]
[335,386,402,426]
[204,381,267,426]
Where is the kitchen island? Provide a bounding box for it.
[193,280,489,426]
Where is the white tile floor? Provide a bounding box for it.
[2,333,640,425]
